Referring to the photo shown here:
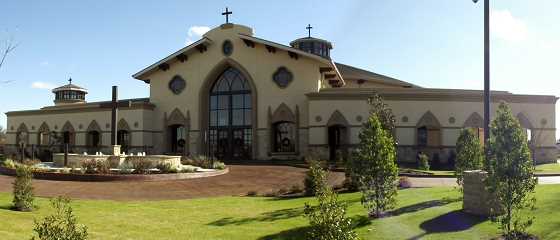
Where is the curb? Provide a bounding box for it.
[0,167,229,182]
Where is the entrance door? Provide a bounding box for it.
[328,125,345,162]
[208,67,252,161]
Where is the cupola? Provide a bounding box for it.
[52,78,88,105]
[289,24,333,59]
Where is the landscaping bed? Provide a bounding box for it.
[0,166,228,182]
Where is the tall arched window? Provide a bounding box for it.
[117,130,130,153]
[273,121,295,152]
[209,67,252,160]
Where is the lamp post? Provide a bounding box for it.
[473,0,490,147]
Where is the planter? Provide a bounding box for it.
[0,166,228,182]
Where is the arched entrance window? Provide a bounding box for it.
[87,131,101,153]
[117,130,130,154]
[169,124,185,154]
[273,121,295,152]
[208,67,252,160]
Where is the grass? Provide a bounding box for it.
[535,162,560,174]
[1,186,559,240]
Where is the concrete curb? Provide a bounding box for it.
[0,167,229,182]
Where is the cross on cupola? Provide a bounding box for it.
[68,78,72,84]
[222,7,233,24]
[306,24,312,38]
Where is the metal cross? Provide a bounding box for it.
[68,78,72,84]
[306,24,312,38]
[222,7,232,23]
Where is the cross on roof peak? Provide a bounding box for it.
[68,78,72,84]
[306,24,313,38]
[222,7,233,24]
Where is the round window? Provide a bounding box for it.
[169,76,186,95]
[222,40,233,56]
[272,67,293,88]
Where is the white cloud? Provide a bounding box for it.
[491,10,528,43]
[186,26,210,45]
[31,81,56,90]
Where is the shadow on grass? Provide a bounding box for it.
[257,226,309,240]
[256,214,371,240]
[407,210,487,239]
[389,197,461,217]
[208,207,304,226]
[0,204,12,210]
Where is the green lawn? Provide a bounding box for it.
[1,186,560,240]
[535,162,560,174]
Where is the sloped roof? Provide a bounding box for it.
[52,83,88,93]
[335,62,420,88]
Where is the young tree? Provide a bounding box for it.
[304,160,324,196]
[304,163,357,240]
[351,114,398,218]
[0,125,6,144]
[455,128,484,189]
[0,35,17,72]
[486,102,537,239]
[32,197,88,240]
[13,164,34,211]
[367,94,396,136]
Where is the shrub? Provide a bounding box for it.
[418,153,430,171]
[80,159,110,174]
[486,102,537,239]
[351,114,398,218]
[212,161,226,170]
[13,164,34,211]
[3,158,17,169]
[23,159,41,166]
[455,128,484,190]
[126,157,153,174]
[180,167,196,173]
[32,197,88,240]
[118,161,133,175]
[304,160,325,196]
[156,162,173,173]
[303,162,357,240]
[399,177,412,189]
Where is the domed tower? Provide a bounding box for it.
[289,24,333,59]
[52,78,88,106]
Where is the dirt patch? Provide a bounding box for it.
[0,165,345,201]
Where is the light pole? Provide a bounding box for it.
[473,0,490,147]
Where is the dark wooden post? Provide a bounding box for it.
[64,143,69,167]
[483,0,490,147]
[111,86,118,146]
[31,144,35,160]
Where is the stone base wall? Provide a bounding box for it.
[463,170,501,216]
[53,153,182,169]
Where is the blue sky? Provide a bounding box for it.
[0,1,558,139]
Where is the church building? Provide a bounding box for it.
[4,20,558,164]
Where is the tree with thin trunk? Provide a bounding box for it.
[0,34,17,84]
[455,128,484,190]
[351,114,398,218]
[486,102,537,239]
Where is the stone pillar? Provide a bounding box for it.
[111,145,121,156]
[463,170,501,216]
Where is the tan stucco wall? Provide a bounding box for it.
[143,24,330,158]
[5,108,153,151]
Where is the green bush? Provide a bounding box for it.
[455,128,484,190]
[486,102,537,239]
[418,153,430,171]
[3,158,17,169]
[303,161,357,240]
[155,162,173,173]
[80,159,110,174]
[351,114,398,218]
[212,161,226,170]
[180,167,196,173]
[32,197,88,240]
[126,157,153,174]
[304,160,324,196]
[13,164,34,211]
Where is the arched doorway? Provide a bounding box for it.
[326,110,349,163]
[208,67,252,161]
[169,124,186,154]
